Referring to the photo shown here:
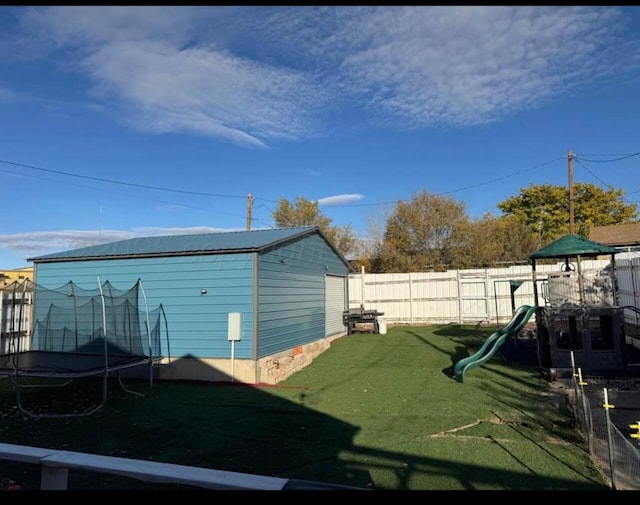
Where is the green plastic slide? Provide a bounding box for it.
[454,305,538,383]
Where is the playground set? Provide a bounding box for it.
[455,234,637,382]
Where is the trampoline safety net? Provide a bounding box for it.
[30,278,164,358]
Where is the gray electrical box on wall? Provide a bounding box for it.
[228,312,242,341]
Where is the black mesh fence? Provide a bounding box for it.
[569,374,640,490]
[29,279,165,359]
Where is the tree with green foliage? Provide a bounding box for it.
[364,192,544,272]
[497,182,638,245]
[455,214,539,268]
[378,189,469,272]
[272,196,356,259]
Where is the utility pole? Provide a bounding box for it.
[568,149,575,235]
[246,193,253,231]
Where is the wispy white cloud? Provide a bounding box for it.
[316,194,364,206]
[16,6,327,147]
[7,6,640,139]
[327,6,640,127]
[0,226,242,259]
[85,40,325,147]
[240,6,640,128]
[20,6,202,50]
[0,85,26,102]
[0,230,137,255]
[308,169,321,177]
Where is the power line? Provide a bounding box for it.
[0,159,247,199]
[574,152,640,198]
[573,153,638,157]
[318,156,565,208]
[251,217,275,228]
[0,166,250,220]
[4,153,567,214]
[253,202,275,214]
[574,158,615,189]
[250,203,276,229]
[574,157,637,207]
[574,152,640,163]
[436,156,564,197]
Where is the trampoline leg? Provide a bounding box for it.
[100,371,108,411]
[14,375,28,417]
[116,359,156,398]
[149,358,153,390]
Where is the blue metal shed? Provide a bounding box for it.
[27,226,350,384]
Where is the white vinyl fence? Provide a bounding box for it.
[614,252,640,329]
[348,259,623,326]
[0,442,359,490]
[0,283,32,354]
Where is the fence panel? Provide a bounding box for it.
[349,260,611,325]
[615,255,640,326]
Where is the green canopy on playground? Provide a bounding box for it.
[529,234,620,260]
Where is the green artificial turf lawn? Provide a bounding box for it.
[0,324,608,491]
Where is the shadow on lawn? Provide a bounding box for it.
[0,352,606,491]
[0,355,371,490]
[404,327,493,380]
[344,443,604,491]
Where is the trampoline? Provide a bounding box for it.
[0,350,156,378]
[0,277,168,418]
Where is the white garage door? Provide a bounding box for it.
[325,275,346,336]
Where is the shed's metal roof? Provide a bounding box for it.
[29,226,331,262]
[529,234,620,260]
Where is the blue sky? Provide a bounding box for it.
[1,6,640,268]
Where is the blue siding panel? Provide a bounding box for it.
[33,254,254,359]
[31,229,348,364]
[257,234,348,358]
